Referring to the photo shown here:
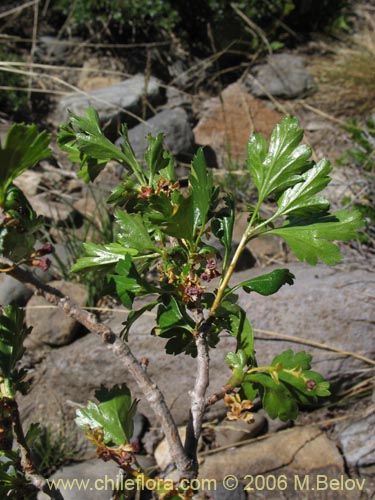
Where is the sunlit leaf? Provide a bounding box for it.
[75,384,138,446]
[268,209,364,265]
[247,116,312,203]
[71,242,138,272]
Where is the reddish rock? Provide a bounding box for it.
[193,83,282,166]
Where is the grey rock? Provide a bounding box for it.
[55,75,163,133]
[17,306,238,455]
[18,263,374,457]
[132,413,150,443]
[0,273,33,306]
[235,263,375,392]
[25,280,88,348]
[0,263,57,306]
[335,405,375,468]
[37,459,120,500]
[116,107,195,160]
[247,53,315,98]
[213,482,247,500]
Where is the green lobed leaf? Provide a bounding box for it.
[211,194,235,272]
[268,209,364,265]
[120,301,158,341]
[245,372,299,421]
[247,116,312,203]
[118,122,144,180]
[271,349,312,371]
[71,242,139,272]
[270,350,331,403]
[217,302,254,364]
[163,193,195,241]
[231,268,295,296]
[0,123,50,204]
[109,256,156,308]
[144,133,170,183]
[152,296,196,356]
[189,148,213,232]
[275,159,332,217]
[115,211,158,252]
[75,384,138,446]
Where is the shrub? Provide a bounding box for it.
[0,111,363,498]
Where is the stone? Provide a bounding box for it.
[0,262,57,306]
[37,459,120,500]
[116,107,195,161]
[54,75,163,134]
[214,413,266,448]
[0,273,33,306]
[246,53,315,98]
[235,263,375,392]
[335,405,375,469]
[17,311,237,456]
[30,193,80,226]
[18,263,374,457]
[154,426,186,471]
[199,427,347,499]
[25,280,88,348]
[193,83,281,166]
[212,482,247,500]
[13,170,42,198]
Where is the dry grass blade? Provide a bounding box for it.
[254,328,375,366]
[25,305,375,366]
[0,0,38,20]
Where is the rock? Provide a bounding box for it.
[246,53,315,98]
[0,273,33,306]
[132,413,150,445]
[13,170,42,198]
[37,459,120,500]
[193,83,281,166]
[335,404,375,469]
[235,263,375,392]
[212,482,247,500]
[0,262,58,306]
[54,75,163,135]
[30,193,80,226]
[18,263,373,456]
[25,280,88,348]
[199,427,346,498]
[154,426,186,471]
[214,413,266,448]
[17,311,238,456]
[116,108,195,161]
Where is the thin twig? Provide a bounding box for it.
[7,397,64,499]
[7,265,193,478]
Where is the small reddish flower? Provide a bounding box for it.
[306,379,317,391]
[31,258,51,272]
